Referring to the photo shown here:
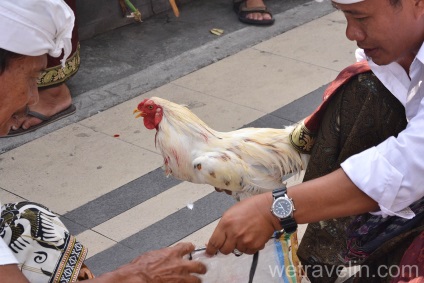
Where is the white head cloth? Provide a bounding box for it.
[0,0,75,67]
[332,0,364,3]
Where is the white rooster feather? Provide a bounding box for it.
[134,97,309,200]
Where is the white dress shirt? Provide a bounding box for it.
[341,45,424,219]
[0,202,18,265]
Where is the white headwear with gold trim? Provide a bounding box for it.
[0,0,75,67]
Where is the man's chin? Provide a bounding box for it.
[368,56,392,66]
[0,126,10,137]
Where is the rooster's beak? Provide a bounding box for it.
[133,108,145,118]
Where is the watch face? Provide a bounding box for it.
[272,198,293,218]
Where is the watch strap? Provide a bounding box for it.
[280,217,297,234]
[272,186,287,198]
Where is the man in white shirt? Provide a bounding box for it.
[206,0,424,282]
[0,1,206,282]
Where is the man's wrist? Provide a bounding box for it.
[267,192,284,231]
[270,187,297,234]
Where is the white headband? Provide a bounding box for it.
[332,0,364,3]
[0,0,75,67]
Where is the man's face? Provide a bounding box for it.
[0,54,46,136]
[334,0,424,68]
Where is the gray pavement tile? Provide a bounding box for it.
[85,243,142,277]
[62,167,181,233]
[244,114,294,129]
[245,84,329,128]
[86,191,236,275]
[271,84,329,123]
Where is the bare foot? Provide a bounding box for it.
[245,0,272,21]
[12,84,72,131]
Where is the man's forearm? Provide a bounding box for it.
[288,168,378,224]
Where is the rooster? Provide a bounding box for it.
[134,97,309,200]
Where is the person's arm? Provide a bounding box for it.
[0,242,206,283]
[0,264,30,283]
[288,168,377,223]
[90,242,206,283]
[0,236,26,283]
[206,168,377,255]
[340,95,424,218]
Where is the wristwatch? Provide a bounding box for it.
[270,186,297,234]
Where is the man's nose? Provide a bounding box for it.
[345,21,366,42]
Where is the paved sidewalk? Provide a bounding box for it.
[0,1,357,278]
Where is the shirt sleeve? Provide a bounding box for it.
[341,95,424,219]
[0,202,18,265]
[0,237,18,265]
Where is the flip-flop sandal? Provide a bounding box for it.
[3,104,76,138]
[233,0,275,26]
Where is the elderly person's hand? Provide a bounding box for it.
[98,242,206,283]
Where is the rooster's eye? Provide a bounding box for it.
[148,105,154,110]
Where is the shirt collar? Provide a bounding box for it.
[355,48,410,107]
[409,42,424,79]
[415,42,424,65]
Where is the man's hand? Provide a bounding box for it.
[101,242,206,283]
[206,192,279,256]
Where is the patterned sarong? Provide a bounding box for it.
[38,0,80,89]
[0,201,88,283]
[391,231,424,282]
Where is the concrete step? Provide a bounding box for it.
[76,0,192,40]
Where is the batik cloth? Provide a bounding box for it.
[38,0,80,89]
[0,201,88,283]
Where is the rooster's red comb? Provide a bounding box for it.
[137,98,149,111]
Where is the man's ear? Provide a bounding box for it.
[415,0,424,13]
[412,0,424,21]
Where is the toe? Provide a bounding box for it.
[262,12,271,20]
[246,12,261,21]
[21,116,43,130]
[11,115,25,131]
